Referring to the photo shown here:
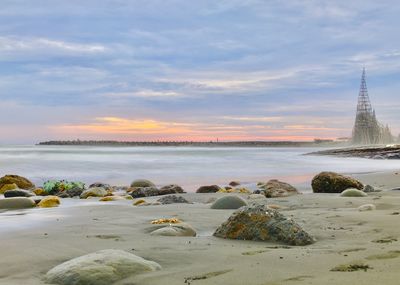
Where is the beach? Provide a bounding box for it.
[0,170,400,285]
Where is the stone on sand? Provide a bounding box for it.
[312,172,363,193]
[159,184,185,195]
[130,179,155,188]
[358,204,376,211]
[129,186,160,198]
[211,195,248,209]
[0,197,36,209]
[340,188,367,197]
[258,179,300,198]
[150,223,196,237]
[0,174,34,190]
[157,195,190,204]
[80,187,108,199]
[213,204,315,246]
[4,189,34,198]
[44,249,161,285]
[38,196,60,208]
[196,185,221,193]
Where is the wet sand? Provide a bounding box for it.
[0,171,400,285]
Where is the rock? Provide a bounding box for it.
[0,175,34,190]
[248,194,267,200]
[80,187,108,199]
[159,184,185,195]
[33,188,46,196]
[363,185,375,193]
[218,187,251,194]
[149,223,196,237]
[130,179,155,188]
[157,195,190,204]
[258,179,300,198]
[196,185,221,193]
[38,196,60,208]
[66,187,84,197]
[4,189,34,198]
[311,172,363,193]
[133,199,147,206]
[44,249,161,285]
[99,196,124,202]
[0,183,18,194]
[211,195,248,209]
[0,197,36,209]
[89,182,112,191]
[151,218,182,224]
[229,181,241,187]
[56,192,70,198]
[129,186,160,198]
[213,204,315,246]
[340,188,367,197]
[358,204,376,211]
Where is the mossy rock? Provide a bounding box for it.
[130,179,155,188]
[312,172,363,193]
[38,196,61,208]
[340,188,367,197]
[0,175,34,190]
[211,195,248,209]
[0,183,18,194]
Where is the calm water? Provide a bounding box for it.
[0,145,399,192]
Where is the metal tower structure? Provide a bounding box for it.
[351,68,393,145]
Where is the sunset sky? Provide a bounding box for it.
[1,0,400,143]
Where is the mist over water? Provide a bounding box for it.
[0,145,399,192]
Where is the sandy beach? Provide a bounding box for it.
[0,170,399,285]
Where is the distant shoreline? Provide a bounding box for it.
[37,140,346,148]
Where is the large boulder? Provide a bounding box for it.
[149,223,196,237]
[0,175,34,190]
[129,186,160,198]
[157,195,190,204]
[159,184,185,195]
[196,185,221,193]
[0,197,36,209]
[311,172,363,193]
[258,179,300,198]
[4,189,34,198]
[80,187,108,199]
[213,204,315,246]
[45,249,161,285]
[210,195,248,209]
[130,179,155,188]
[89,182,112,191]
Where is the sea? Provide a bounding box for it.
[0,145,399,192]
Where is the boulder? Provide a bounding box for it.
[258,179,300,198]
[80,187,108,199]
[56,192,70,198]
[311,172,363,193]
[0,197,36,209]
[229,181,241,187]
[159,184,185,195]
[218,187,251,194]
[340,188,367,197]
[196,185,221,193]
[363,185,375,193]
[211,195,248,209]
[213,204,315,246]
[133,199,147,206]
[66,187,84,197]
[130,186,160,198]
[358,204,376,211]
[0,183,18,194]
[130,179,155,188]
[45,249,161,285]
[4,189,34,198]
[157,195,190,204]
[89,182,112,191]
[38,196,60,208]
[0,175,34,190]
[33,188,46,196]
[149,223,196,237]
[99,196,124,202]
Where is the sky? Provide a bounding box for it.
[0,0,400,143]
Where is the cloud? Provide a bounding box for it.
[104,90,184,99]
